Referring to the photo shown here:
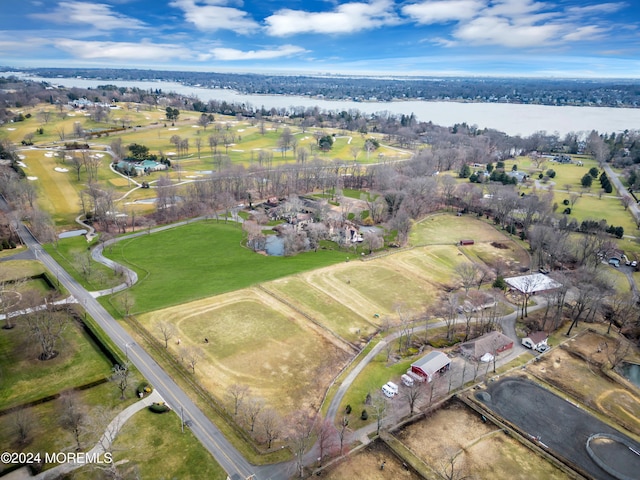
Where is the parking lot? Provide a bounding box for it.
[476,377,640,480]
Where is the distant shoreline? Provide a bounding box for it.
[5,71,640,136]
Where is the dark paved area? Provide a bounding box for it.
[476,377,640,480]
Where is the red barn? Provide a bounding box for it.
[410,351,451,382]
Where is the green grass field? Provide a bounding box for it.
[390,245,471,286]
[0,381,142,476]
[106,221,348,314]
[0,318,113,410]
[107,409,226,480]
[337,343,415,430]
[300,260,436,320]
[45,236,124,292]
[0,260,48,281]
[126,215,526,422]
[409,214,508,246]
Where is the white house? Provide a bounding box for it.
[522,331,548,350]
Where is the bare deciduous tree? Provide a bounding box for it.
[260,408,282,449]
[288,409,317,478]
[59,391,86,451]
[242,396,264,433]
[26,301,68,361]
[156,321,176,348]
[13,408,34,447]
[455,262,480,294]
[180,345,203,374]
[337,415,350,456]
[401,381,425,416]
[370,393,388,435]
[315,416,337,463]
[227,384,250,416]
[111,362,131,400]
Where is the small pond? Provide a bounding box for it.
[619,362,640,388]
[58,229,87,239]
[265,235,284,256]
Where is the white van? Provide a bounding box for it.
[401,374,414,387]
[381,384,395,398]
[381,382,399,398]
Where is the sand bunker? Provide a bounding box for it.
[54,167,69,173]
[27,176,38,181]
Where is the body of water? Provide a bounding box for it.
[264,235,284,256]
[58,229,87,239]
[620,362,640,388]
[8,73,640,137]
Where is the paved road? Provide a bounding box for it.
[2,210,261,480]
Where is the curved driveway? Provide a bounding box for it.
[2,209,261,479]
[2,193,570,480]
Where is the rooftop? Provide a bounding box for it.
[505,273,562,294]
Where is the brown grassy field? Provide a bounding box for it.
[322,440,421,480]
[138,288,353,413]
[394,399,569,479]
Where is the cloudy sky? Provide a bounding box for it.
[1,0,639,77]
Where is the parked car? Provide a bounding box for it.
[401,374,414,387]
[521,338,535,349]
[632,261,637,268]
[536,344,549,353]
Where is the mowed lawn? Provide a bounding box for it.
[107,409,227,480]
[140,289,352,412]
[410,214,508,246]
[107,221,348,314]
[0,319,114,410]
[390,245,471,287]
[265,277,378,343]
[19,149,82,226]
[302,261,438,319]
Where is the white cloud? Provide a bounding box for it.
[265,0,400,36]
[566,2,627,16]
[453,15,561,48]
[562,25,608,42]
[170,0,259,33]
[54,39,193,61]
[31,1,146,30]
[206,45,306,61]
[402,1,485,25]
[404,0,620,49]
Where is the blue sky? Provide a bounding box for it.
[1,0,639,77]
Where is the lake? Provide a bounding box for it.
[8,73,640,137]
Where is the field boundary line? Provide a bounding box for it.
[379,430,440,480]
[256,284,359,354]
[458,392,589,480]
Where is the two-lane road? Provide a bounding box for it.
[11,218,263,480]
